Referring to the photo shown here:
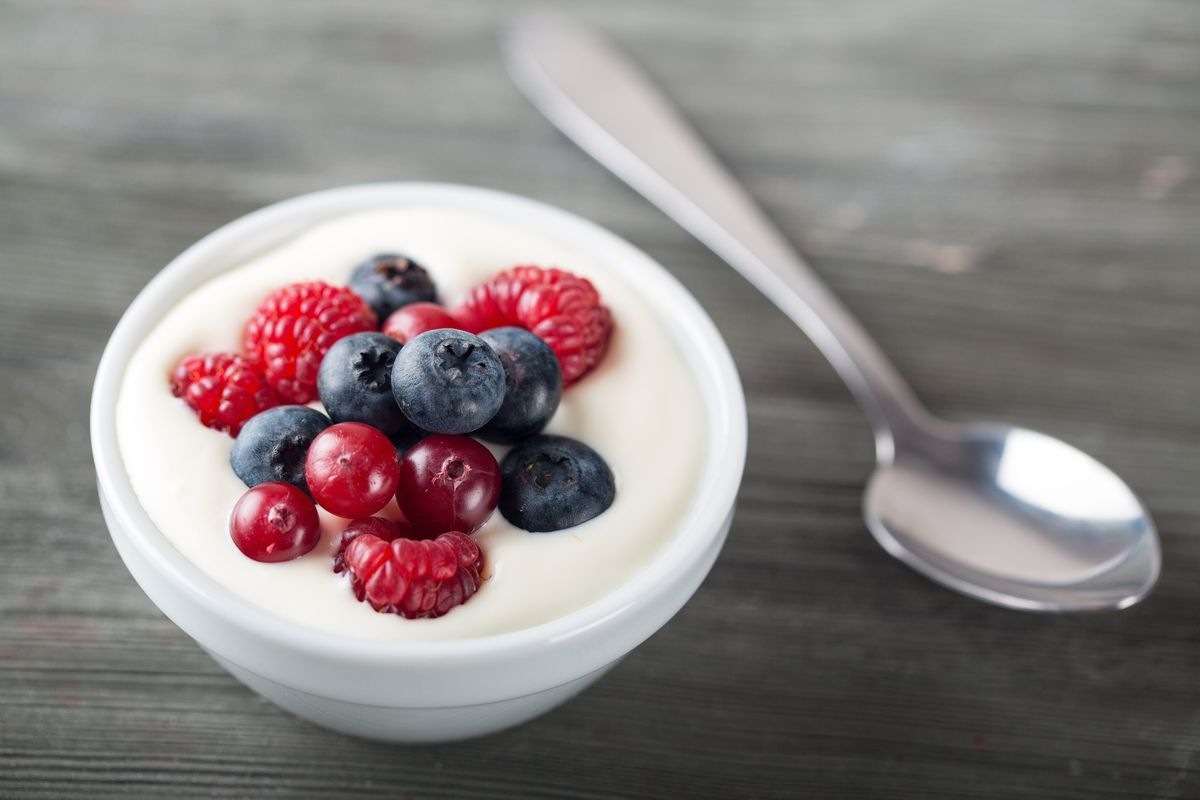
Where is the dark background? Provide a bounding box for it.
[2,1,1198,798]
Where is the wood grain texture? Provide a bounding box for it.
[2,0,1199,797]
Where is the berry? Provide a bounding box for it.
[305,422,400,518]
[477,327,562,443]
[229,482,321,562]
[230,405,331,493]
[332,516,413,574]
[499,435,616,532]
[349,254,437,321]
[316,332,412,437]
[454,266,613,386]
[390,425,431,458]
[390,329,506,434]
[170,352,279,436]
[396,435,500,535]
[243,281,377,404]
[341,529,484,618]
[382,302,461,344]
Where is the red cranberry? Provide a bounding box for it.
[382,303,461,344]
[396,435,500,535]
[229,482,321,562]
[305,422,400,518]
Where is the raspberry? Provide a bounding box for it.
[332,516,412,574]
[242,281,377,404]
[454,266,613,387]
[339,528,484,619]
[170,352,279,436]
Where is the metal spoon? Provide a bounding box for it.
[503,14,1160,611]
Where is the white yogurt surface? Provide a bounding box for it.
[116,207,706,640]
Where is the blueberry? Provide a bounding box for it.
[230,405,331,493]
[389,425,431,458]
[391,329,506,434]
[499,435,616,532]
[476,327,562,444]
[348,253,437,321]
[317,332,413,437]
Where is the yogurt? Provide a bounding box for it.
[116,207,706,640]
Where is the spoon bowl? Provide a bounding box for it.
[864,422,1160,610]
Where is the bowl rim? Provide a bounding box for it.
[91,182,747,665]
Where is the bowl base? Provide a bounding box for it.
[208,650,619,743]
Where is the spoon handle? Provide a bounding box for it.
[504,15,930,458]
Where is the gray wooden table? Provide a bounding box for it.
[3,1,1199,797]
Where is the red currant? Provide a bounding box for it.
[382,302,462,344]
[395,435,500,535]
[305,422,400,518]
[229,482,321,562]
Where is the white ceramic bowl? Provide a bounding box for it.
[91,183,747,742]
